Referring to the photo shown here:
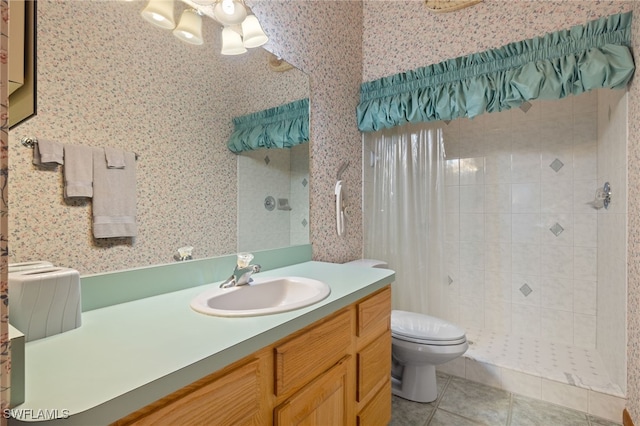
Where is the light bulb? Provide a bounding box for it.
[222,0,235,15]
[213,0,247,26]
[221,27,247,55]
[241,14,268,48]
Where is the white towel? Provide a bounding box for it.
[63,145,94,198]
[92,148,137,238]
[104,147,126,169]
[32,139,64,167]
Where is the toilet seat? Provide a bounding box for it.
[392,333,467,346]
[391,310,467,346]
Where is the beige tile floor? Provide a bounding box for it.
[389,372,622,426]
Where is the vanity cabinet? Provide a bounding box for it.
[355,287,392,425]
[274,356,351,425]
[114,354,270,426]
[274,309,352,398]
[115,285,391,426]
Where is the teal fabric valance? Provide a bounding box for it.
[357,12,634,132]
[227,98,310,153]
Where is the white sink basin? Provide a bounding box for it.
[190,276,331,317]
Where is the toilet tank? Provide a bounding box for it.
[344,259,388,268]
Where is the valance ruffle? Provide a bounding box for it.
[227,98,309,153]
[357,12,634,132]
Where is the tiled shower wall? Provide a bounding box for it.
[440,91,619,346]
[237,144,309,252]
[436,89,627,392]
[289,145,310,246]
[597,89,628,394]
[442,92,601,347]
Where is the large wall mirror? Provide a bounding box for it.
[8,0,309,274]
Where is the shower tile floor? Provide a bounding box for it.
[463,327,624,397]
[389,372,621,425]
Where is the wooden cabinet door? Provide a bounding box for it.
[275,357,350,426]
[357,379,391,426]
[357,287,391,344]
[275,309,351,397]
[357,331,391,403]
[126,359,264,426]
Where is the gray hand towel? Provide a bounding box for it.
[32,139,64,167]
[104,147,126,169]
[92,148,137,238]
[63,145,94,198]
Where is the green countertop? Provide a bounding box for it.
[10,261,394,425]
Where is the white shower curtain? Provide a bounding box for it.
[364,123,447,318]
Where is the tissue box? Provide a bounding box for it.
[8,261,54,273]
[9,267,82,342]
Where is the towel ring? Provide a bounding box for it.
[21,136,140,160]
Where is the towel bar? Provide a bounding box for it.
[20,136,37,149]
[21,136,140,160]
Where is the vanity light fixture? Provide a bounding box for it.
[173,9,204,45]
[139,0,269,53]
[140,0,176,30]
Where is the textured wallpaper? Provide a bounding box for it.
[251,0,365,264]
[361,0,639,418]
[8,0,326,274]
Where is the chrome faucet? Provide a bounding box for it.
[220,253,261,288]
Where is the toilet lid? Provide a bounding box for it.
[391,310,466,342]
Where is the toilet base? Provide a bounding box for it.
[391,363,438,403]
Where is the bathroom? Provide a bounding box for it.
[2,0,640,424]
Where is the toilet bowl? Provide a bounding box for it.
[343,259,468,403]
[391,310,468,403]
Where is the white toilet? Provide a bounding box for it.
[345,258,469,403]
[391,310,468,402]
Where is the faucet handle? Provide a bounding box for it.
[237,252,254,268]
